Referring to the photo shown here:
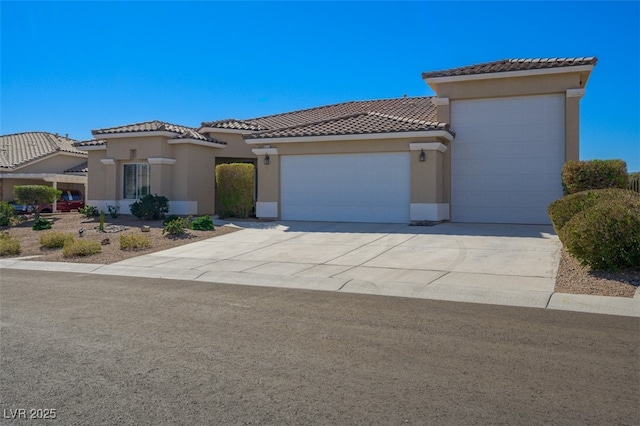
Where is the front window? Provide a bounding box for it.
[123,163,150,199]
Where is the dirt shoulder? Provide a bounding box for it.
[2,213,638,298]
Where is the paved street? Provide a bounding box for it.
[1,269,639,425]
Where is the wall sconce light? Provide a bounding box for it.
[419,149,426,162]
[264,154,270,165]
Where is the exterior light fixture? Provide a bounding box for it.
[264,154,270,165]
[419,149,426,162]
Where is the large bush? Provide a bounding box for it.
[0,201,14,226]
[562,159,628,195]
[215,163,255,218]
[14,185,61,220]
[190,215,215,231]
[130,194,170,220]
[547,188,636,233]
[559,192,640,270]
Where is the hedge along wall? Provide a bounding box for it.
[215,163,255,218]
[561,159,628,195]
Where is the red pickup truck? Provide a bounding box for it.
[39,189,85,213]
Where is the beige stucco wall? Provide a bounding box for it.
[252,135,450,219]
[201,132,258,159]
[172,144,217,214]
[16,153,87,174]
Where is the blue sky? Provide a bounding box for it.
[2,1,639,171]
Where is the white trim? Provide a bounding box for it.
[96,131,177,139]
[100,158,116,165]
[77,144,106,151]
[425,65,595,84]
[167,139,226,148]
[566,88,586,99]
[256,201,278,218]
[87,200,117,213]
[434,97,450,106]
[199,127,256,135]
[252,148,278,156]
[409,142,447,153]
[0,173,87,184]
[246,130,454,144]
[147,157,177,165]
[168,201,198,215]
[410,203,450,221]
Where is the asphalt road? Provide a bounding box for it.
[1,269,638,425]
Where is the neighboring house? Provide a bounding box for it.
[78,57,596,224]
[0,132,88,206]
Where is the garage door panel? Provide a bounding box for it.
[451,94,565,224]
[281,153,410,223]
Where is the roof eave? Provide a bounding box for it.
[198,126,257,135]
[168,138,227,148]
[423,64,595,86]
[245,130,454,144]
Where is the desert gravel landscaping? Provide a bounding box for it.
[1,212,638,298]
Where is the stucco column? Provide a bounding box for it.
[252,148,279,218]
[100,158,117,205]
[434,97,450,123]
[565,89,584,162]
[409,143,449,221]
[148,158,176,199]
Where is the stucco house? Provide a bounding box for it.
[77,57,596,225]
[0,132,88,204]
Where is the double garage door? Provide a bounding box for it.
[280,153,410,223]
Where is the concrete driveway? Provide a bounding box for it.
[105,221,562,308]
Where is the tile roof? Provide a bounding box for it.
[247,111,452,139]
[65,161,88,173]
[0,132,86,169]
[92,120,225,144]
[422,57,598,79]
[75,139,107,149]
[204,96,448,140]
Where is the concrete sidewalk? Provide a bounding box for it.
[1,220,638,317]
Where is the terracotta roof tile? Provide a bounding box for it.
[0,132,86,169]
[204,96,442,140]
[422,57,597,79]
[75,139,107,148]
[92,120,225,144]
[65,161,88,173]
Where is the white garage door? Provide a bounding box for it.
[450,94,565,224]
[281,153,410,223]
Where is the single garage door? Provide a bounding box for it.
[450,94,565,224]
[281,153,410,223]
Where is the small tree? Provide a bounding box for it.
[215,163,255,218]
[14,185,61,220]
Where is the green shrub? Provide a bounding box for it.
[190,215,215,231]
[163,215,180,226]
[130,194,170,220]
[562,159,628,195]
[39,232,75,248]
[119,234,151,251]
[32,217,52,231]
[629,172,639,193]
[548,188,636,232]
[79,205,99,218]
[559,193,640,270]
[0,201,14,227]
[163,216,190,237]
[107,205,120,218]
[215,163,255,218]
[62,239,101,258]
[0,233,20,256]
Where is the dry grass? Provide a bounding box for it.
[1,212,237,264]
